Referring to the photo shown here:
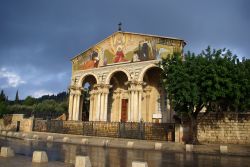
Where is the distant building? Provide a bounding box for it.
[68,31,186,123]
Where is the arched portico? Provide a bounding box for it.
[105,68,131,84]
[107,71,129,122]
[138,64,159,82]
[77,72,99,87]
[68,73,99,121]
[69,63,172,123]
[80,75,98,121]
[140,66,172,123]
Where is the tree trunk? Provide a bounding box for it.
[189,114,199,144]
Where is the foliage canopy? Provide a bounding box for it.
[160,46,250,142]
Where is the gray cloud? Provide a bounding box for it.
[0,0,249,99]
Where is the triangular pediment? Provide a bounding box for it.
[71,31,185,72]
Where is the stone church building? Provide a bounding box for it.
[68,31,185,123]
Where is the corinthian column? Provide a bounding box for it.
[72,94,77,120]
[79,94,83,121]
[75,94,81,121]
[133,90,138,121]
[102,84,110,121]
[145,87,151,122]
[89,91,94,121]
[137,83,143,122]
[103,92,108,121]
[68,92,74,120]
[128,81,144,122]
[128,81,136,122]
[96,91,101,121]
[130,90,134,121]
[127,91,131,121]
[138,90,142,121]
[100,93,105,121]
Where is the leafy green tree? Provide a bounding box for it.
[33,99,68,118]
[160,47,249,143]
[23,96,36,106]
[7,104,33,116]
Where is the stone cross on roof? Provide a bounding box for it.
[118,22,122,31]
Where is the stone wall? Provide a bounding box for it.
[0,115,16,131]
[20,118,33,132]
[0,114,33,132]
[144,123,175,141]
[197,112,250,144]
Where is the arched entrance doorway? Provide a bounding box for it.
[107,71,129,122]
[142,67,166,123]
[80,75,97,121]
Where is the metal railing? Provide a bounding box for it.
[33,120,175,141]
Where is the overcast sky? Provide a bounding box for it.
[0,0,249,100]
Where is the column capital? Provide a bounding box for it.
[93,83,111,89]
[127,80,145,92]
[69,85,84,95]
[69,85,81,90]
[126,80,145,86]
[93,84,111,94]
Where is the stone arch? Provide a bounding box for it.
[77,72,99,87]
[105,68,131,84]
[138,64,161,82]
[76,73,98,122]
[140,65,166,123]
[106,69,130,122]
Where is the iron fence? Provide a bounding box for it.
[33,120,175,141]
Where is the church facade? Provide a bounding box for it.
[68,31,185,123]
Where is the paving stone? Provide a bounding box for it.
[0,147,15,157]
[81,138,88,144]
[7,132,13,137]
[220,145,228,154]
[132,161,148,167]
[127,141,134,148]
[155,143,162,150]
[186,144,193,152]
[33,135,39,140]
[32,151,48,163]
[47,136,54,141]
[75,156,91,167]
[63,137,70,142]
[1,131,6,136]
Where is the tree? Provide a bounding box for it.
[0,90,8,117]
[33,99,67,119]
[160,47,249,143]
[0,101,8,118]
[15,90,19,104]
[0,90,7,102]
[23,96,36,106]
[7,104,33,116]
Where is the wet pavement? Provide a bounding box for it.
[0,155,72,167]
[0,137,250,167]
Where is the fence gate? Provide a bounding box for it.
[119,122,145,140]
